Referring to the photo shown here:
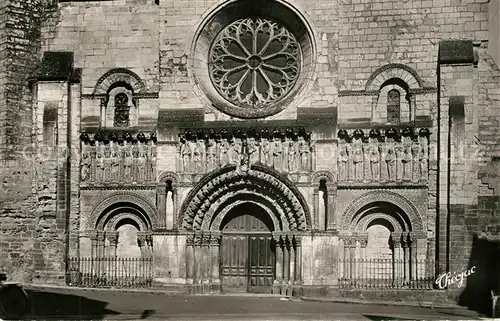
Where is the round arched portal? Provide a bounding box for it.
[219,202,275,293]
[180,165,308,294]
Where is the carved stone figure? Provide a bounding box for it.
[352,144,364,181]
[95,145,106,182]
[103,147,112,182]
[386,145,396,181]
[411,143,420,182]
[124,147,133,180]
[181,141,192,172]
[247,137,259,164]
[137,144,147,182]
[395,145,404,181]
[206,139,217,171]
[338,145,349,181]
[379,145,387,181]
[419,143,428,181]
[81,150,91,182]
[363,145,371,182]
[232,139,242,165]
[287,141,297,172]
[346,144,354,180]
[193,141,203,172]
[298,136,310,171]
[131,145,140,182]
[272,139,283,170]
[148,143,157,181]
[369,145,380,181]
[402,144,412,181]
[110,148,120,181]
[219,139,230,166]
[261,139,271,166]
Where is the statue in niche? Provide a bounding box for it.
[272,138,283,170]
[419,143,428,181]
[411,143,420,182]
[103,147,112,182]
[80,149,91,182]
[338,145,349,181]
[181,141,192,172]
[232,139,242,165]
[261,139,271,166]
[379,144,387,181]
[395,145,404,181]
[346,144,354,180]
[132,144,140,182]
[123,146,133,181]
[247,137,259,164]
[386,144,396,181]
[110,147,120,181]
[193,141,203,172]
[352,144,364,181]
[148,142,157,181]
[369,144,380,181]
[298,136,310,171]
[206,139,217,171]
[137,143,147,182]
[363,145,371,182]
[95,144,105,182]
[402,144,412,181]
[219,138,230,166]
[287,140,297,172]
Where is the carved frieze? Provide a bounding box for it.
[337,128,430,184]
[177,128,313,175]
[80,131,157,185]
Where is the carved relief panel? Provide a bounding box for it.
[337,127,430,184]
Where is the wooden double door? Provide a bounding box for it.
[220,204,275,293]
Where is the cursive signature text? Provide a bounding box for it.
[435,266,476,289]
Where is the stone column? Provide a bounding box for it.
[283,236,290,286]
[273,234,284,294]
[186,234,195,284]
[97,232,106,276]
[210,233,221,286]
[202,233,211,286]
[107,232,119,258]
[157,185,167,229]
[289,236,296,285]
[90,232,98,276]
[391,232,402,287]
[326,183,337,230]
[409,232,418,281]
[172,185,178,229]
[137,234,146,258]
[294,236,302,285]
[402,233,410,284]
[359,236,368,280]
[313,189,319,230]
[194,234,203,285]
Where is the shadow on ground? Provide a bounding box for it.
[363,315,415,321]
[458,234,500,317]
[16,289,121,320]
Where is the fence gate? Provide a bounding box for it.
[220,208,275,293]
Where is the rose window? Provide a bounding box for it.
[209,17,301,108]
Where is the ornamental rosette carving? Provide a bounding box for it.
[209,17,300,109]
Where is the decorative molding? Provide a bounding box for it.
[365,64,424,91]
[340,190,424,232]
[311,170,335,184]
[87,192,157,230]
[157,171,180,183]
[338,90,379,97]
[337,184,428,190]
[81,185,157,190]
[93,68,146,95]
[178,165,311,232]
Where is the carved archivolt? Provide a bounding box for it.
[157,171,180,184]
[340,190,423,232]
[365,64,424,91]
[179,165,311,231]
[311,170,335,184]
[93,68,146,95]
[88,192,157,230]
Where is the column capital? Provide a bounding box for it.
[106,231,119,245]
[193,233,203,246]
[391,232,403,247]
[293,235,302,247]
[89,231,98,241]
[343,236,357,248]
[186,233,195,246]
[157,185,167,195]
[210,233,222,247]
[202,233,211,246]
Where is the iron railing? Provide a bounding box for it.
[66,257,153,288]
[338,258,436,289]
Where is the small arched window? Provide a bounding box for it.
[387,89,401,123]
[114,93,130,127]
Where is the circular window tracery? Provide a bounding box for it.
[209,17,301,109]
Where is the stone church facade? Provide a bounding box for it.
[1,0,499,300]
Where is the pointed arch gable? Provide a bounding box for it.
[93,68,146,95]
[88,192,158,230]
[365,64,424,91]
[340,190,424,232]
[179,165,311,231]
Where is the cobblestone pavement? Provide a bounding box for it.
[11,286,486,320]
